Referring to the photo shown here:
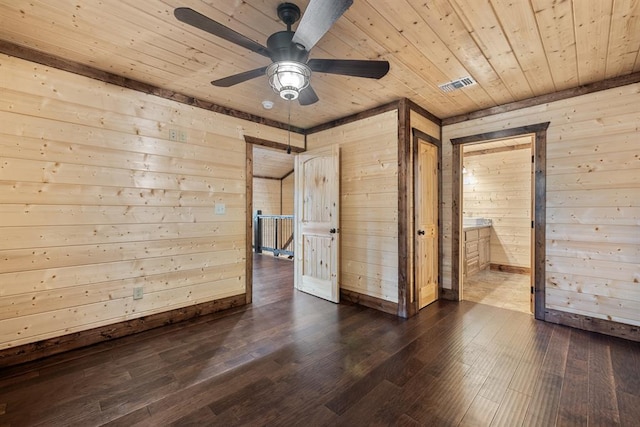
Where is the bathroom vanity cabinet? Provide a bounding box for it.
[463,226,491,278]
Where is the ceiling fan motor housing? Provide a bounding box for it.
[266,31,309,63]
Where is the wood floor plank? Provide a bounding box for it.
[143,359,284,425]
[491,388,531,427]
[522,370,564,426]
[339,363,439,424]
[1,254,639,426]
[168,406,218,426]
[459,394,500,426]
[616,390,640,427]
[508,321,555,396]
[610,336,640,397]
[96,374,179,425]
[522,325,571,426]
[556,329,590,426]
[269,404,339,427]
[405,360,479,425]
[588,334,622,426]
[478,352,521,404]
[102,406,150,427]
[208,377,276,416]
[336,379,403,424]
[473,310,532,405]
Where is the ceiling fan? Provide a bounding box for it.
[174,0,390,105]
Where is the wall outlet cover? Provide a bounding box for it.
[215,203,226,215]
[133,287,143,300]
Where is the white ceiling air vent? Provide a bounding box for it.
[438,76,477,92]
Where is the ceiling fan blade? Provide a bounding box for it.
[298,85,319,106]
[292,0,353,51]
[174,7,270,58]
[308,59,390,79]
[211,67,268,87]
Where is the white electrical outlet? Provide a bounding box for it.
[215,203,226,215]
[169,129,178,141]
[133,287,143,300]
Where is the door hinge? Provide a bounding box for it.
[531,220,534,228]
[530,286,534,294]
[532,155,534,163]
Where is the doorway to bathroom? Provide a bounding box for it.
[461,137,533,314]
[450,122,549,320]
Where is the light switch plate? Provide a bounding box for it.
[133,287,143,300]
[215,203,226,215]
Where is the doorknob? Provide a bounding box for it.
[417,230,425,235]
[330,228,337,234]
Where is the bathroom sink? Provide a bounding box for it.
[463,217,492,227]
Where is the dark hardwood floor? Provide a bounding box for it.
[1,254,639,426]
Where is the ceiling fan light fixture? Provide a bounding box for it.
[176,2,387,106]
[267,61,311,100]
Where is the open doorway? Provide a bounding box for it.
[461,137,533,314]
[450,122,549,320]
[246,140,301,305]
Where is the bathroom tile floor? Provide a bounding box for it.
[463,269,532,314]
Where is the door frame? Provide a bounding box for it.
[409,129,442,317]
[450,122,549,320]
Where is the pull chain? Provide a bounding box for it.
[287,99,292,154]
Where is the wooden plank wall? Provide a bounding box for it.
[281,173,294,215]
[410,111,441,140]
[253,178,281,215]
[0,55,293,350]
[442,82,640,327]
[463,145,532,269]
[307,111,399,302]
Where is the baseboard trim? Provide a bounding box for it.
[0,294,247,368]
[340,289,398,316]
[440,287,460,301]
[490,263,531,275]
[545,308,640,342]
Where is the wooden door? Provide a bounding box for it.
[294,146,340,303]
[416,140,439,309]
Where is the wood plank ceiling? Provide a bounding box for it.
[253,145,294,179]
[0,0,639,130]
